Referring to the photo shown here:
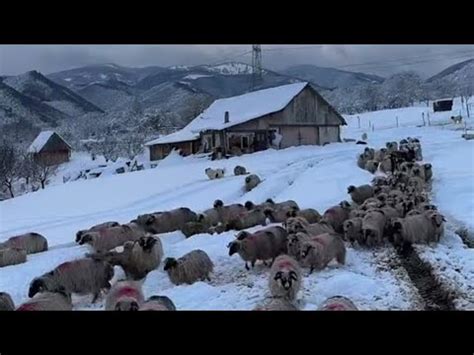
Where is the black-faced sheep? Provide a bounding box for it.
[286,208,321,224]
[234,165,247,176]
[423,163,433,182]
[225,209,267,231]
[365,160,378,174]
[75,221,120,243]
[300,233,346,273]
[361,209,387,247]
[163,250,214,285]
[245,174,261,192]
[347,184,374,205]
[268,255,302,302]
[90,236,163,281]
[0,232,48,254]
[78,224,145,253]
[135,207,197,234]
[228,227,288,270]
[343,217,363,243]
[105,280,145,311]
[284,216,334,236]
[28,258,114,303]
[205,168,225,180]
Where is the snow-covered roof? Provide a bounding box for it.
[145,82,308,146]
[27,131,70,153]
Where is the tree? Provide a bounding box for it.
[123,134,144,161]
[460,83,473,118]
[0,141,19,198]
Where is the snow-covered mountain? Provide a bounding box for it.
[282,64,385,89]
[0,81,68,127]
[4,70,103,117]
[427,58,474,83]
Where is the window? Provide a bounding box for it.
[242,136,249,148]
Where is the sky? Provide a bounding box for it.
[1,45,473,78]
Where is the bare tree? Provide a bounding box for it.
[123,134,144,161]
[460,83,473,118]
[31,160,58,190]
[0,142,19,198]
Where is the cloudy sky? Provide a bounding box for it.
[1,45,473,78]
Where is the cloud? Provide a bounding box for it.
[0,45,473,78]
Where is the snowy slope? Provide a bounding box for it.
[1,99,473,310]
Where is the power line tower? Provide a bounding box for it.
[251,44,263,90]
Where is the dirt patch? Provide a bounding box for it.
[395,243,456,310]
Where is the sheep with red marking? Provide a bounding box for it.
[0,232,48,254]
[268,255,302,302]
[105,280,145,311]
[299,233,346,273]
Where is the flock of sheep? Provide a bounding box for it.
[0,136,446,311]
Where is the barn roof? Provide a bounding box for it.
[28,131,71,153]
[145,82,309,146]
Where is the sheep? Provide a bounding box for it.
[321,202,351,233]
[75,221,120,243]
[318,296,358,311]
[89,236,163,281]
[225,208,267,231]
[0,232,48,254]
[244,174,262,192]
[286,232,311,260]
[264,206,295,223]
[374,148,387,162]
[365,160,378,174]
[105,280,145,311]
[299,233,346,273]
[423,163,433,182]
[268,255,302,301]
[208,223,226,234]
[347,184,374,205]
[136,207,197,234]
[16,290,73,311]
[363,147,375,160]
[164,250,213,285]
[0,292,15,311]
[140,295,176,311]
[234,165,247,176]
[379,156,393,174]
[228,227,288,270]
[244,200,275,211]
[386,141,398,153]
[391,212,443,246]
[205,168,225,180]
[28,258,114,303]
[360,209,387,247]
[197,207,222,227]
[407,176,425,193]
[349,208,366,219]
[181,221,210,238]
[214,200,247,225]
[286,208,321,224]
[0,247,27,268]
[78,224,144,253]
[343,217,363,243]
[417,203,438,213]
[357,153,368,169]
[361,133,368,141]
[254,298,299,311]
[284,216,334,236]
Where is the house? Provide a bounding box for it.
[433,99,453,112]
[27,131,72,166]
[145,82,346,161]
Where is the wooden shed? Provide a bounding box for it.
[145,82,346,160]
[433,99,453,112]
[27,131,72,166]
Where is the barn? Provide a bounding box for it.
[27,131,72,166]
[433,99,453,112]
[145,82,346,161]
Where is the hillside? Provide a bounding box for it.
[1,99,473,310]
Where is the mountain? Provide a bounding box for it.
[3,71,103,117]
[47,63,167,91]
[427,58,474,83]
[0,81,68,127]
[281,64,385,89]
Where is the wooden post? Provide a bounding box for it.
[372,124,375,132]
[357,116,361,129]
[422,117,426,126]
[369,120,371,129]
[396,116,399,128]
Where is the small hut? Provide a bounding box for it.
[433,99,453,112]
[28,131,72,166]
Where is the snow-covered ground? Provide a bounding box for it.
[1,100,473,310]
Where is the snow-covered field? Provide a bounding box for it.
[1,100,473,310]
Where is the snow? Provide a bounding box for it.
[1,97,474,310]
[145,82,308,146]
[183,74,212,80]
[27,131,56,153]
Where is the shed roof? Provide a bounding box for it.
[145,82,308,146]
[28,131,71,153]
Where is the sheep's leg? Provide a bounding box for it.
[245,262,250,270]
[263,260,268,266]
[309,267,314,275]
[91,292,100,304]
[251,261,256,268]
